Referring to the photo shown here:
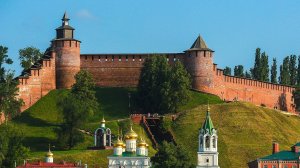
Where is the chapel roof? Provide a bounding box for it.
[201,104,215,134]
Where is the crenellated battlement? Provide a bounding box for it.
[13,13,297,116]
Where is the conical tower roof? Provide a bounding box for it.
[201,104,215,134]
[62,11,69,21]
[186,35,214,52]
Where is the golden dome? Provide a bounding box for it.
[137,138,147,147]
[113,137,124,148]
[46,151,53,157]
[101,116,105,123]
[124,125,138,140]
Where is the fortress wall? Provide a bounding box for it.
[18,52,56,112]
[80,53,185,87]
[210,67,295,112]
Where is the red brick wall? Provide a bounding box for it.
[18,51,56,112]
[80,53,185,87]
[54,40,81,89]
[188,53,295,113]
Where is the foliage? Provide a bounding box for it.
[245,70,251,78]
[279,56,290,85]
[251,48,261,80]
[137,55,191,114]
[0,46,23,124]
[58,70,99,149]
[234,65,244,77]
[260,52,269,82]
[0,125,29,168]
[170,102,300,167]
[293,87,300,111]
[151,141,195,168]
[19,47,43,70]
[223,66,231,75]
[271,58,277,83]
[289,55,297,85]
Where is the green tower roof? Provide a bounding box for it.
[201,105,215,134]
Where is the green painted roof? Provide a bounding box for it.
[293,142,300,147]
[259,151,300,161]
[201,108,215,135]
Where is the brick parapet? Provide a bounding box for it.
[17,50,56,112]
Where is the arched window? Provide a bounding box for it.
[200,136,203,149]
[205,136,210,148]
[212,136,216,148]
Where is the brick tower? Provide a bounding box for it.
[185,35,214,92]
[52,12,81,89]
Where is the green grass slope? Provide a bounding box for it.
[170,102,300,168]
[5,88,221,167]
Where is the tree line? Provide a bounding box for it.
[223,48,300,86]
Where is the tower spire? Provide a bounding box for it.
[62,11,70,26]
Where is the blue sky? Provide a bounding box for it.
[1,0,300,75]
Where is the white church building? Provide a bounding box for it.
[107,124,151,168]
[197,105,220,168]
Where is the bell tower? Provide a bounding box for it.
[52,12,81,89]
[197,104,219,168]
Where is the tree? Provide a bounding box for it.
[289,55,297,85]
[19,47,43,70]
[151,141,195,168]
[297,56,300,85]
[234,65,244,77]
[137,55,191,114]
[252,48,261,80]
[271,58,277,84]
[0,125,29,168]
[0,46,23,124]
[223,66,231,75]
[245,70,251,78]
[279,57,290,85]
[58,70,99,149]
[260,52,269,82]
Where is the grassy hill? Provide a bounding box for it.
[4,87,222,167]
[169,102,300,168]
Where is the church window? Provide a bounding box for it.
[205,136,210,148]
[212,136,216,148]
[206,158,209,163]
[200,136,203,148]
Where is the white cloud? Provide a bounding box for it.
[76,9,95,19]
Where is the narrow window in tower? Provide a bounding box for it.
[205,136,210,148]
[139,56,142,61]
[105,56,108,62]
[204,51,206,57]
[126,56,128,62]
[112,56,114,62]
[133,55,135,61]
[212,136,216,148]
[119,56,121,62]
